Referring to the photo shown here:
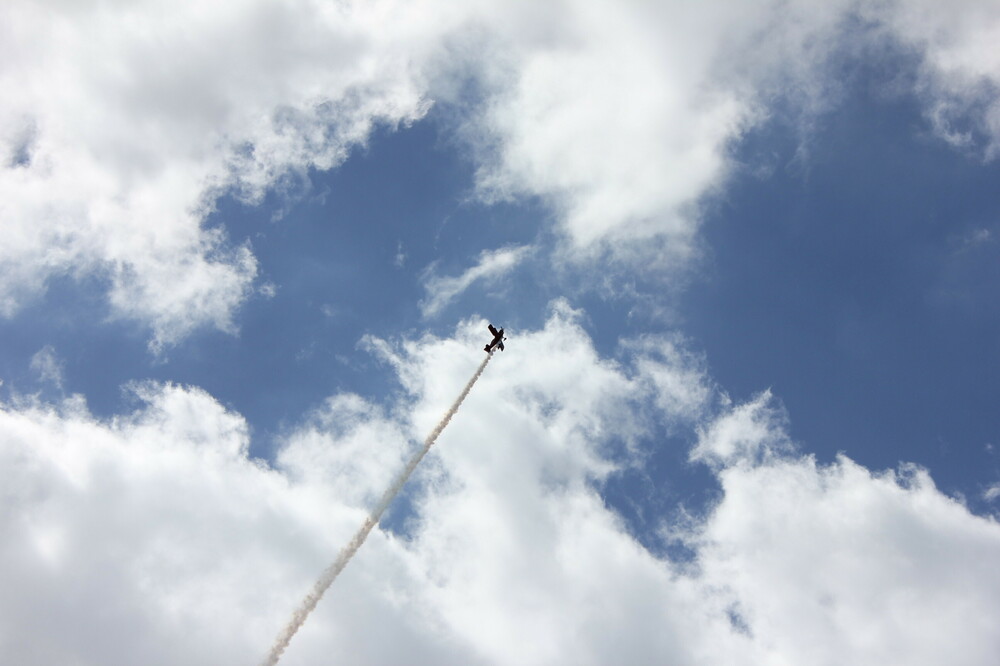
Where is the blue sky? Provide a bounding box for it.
[686,54,1000,507]
[3,2,1000,664]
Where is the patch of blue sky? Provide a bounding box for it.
[0,271,148,410]
[682,50,1000,512]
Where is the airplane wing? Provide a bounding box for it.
[488,324,499,336]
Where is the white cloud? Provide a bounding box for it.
[29,345,64,390]
[258,281,278,299]
[697,452,1000,666]
[0,382,473,665]
[688,391,1000,665]
[625,334,714,430]
[865,0,1000,158]
[419,244,531,318]
[690,389,794,468]
[394,240,407,269]
[3,309,999,665]
[462,0,755,261]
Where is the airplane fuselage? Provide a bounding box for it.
[484,324,505,352]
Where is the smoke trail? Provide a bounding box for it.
[261,352,494,666]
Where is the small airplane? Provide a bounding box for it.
[484,324,506,353]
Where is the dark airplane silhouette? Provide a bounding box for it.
[484,324,505,353]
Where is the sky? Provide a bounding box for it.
[2,1,1000,664]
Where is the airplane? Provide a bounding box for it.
[484,324,505,353]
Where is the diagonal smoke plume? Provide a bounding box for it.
[261,352,494,666]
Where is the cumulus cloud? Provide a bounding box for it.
[0,385,268,665]
[465,1,752,260]
[0,382,469,665]
[3,309,999,665]
[697,452,1000,666]
[688,391,1000,665]
[419,245,531,318]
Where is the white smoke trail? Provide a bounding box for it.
[261,352,494,666]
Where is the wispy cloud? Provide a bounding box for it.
[30,345,64,390]
[419,245,531,318]
[394,241,407,269]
